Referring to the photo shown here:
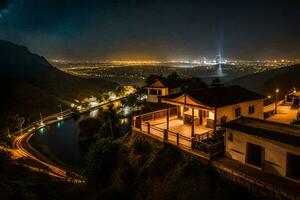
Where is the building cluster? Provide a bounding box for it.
[133,77,300,184]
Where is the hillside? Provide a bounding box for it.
[228,64,300,97]
[82,132,257,200]
[0,40,118,129]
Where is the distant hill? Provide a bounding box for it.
[0,40,118,129]
[228,64,300,98]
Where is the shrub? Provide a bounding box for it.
[120,162,136,185]
[133,138,152,155]
[151,143,182,176]
[0,150,11,166]
[180,158,206,179]
[84,138,120,188]
[78,118,101,139]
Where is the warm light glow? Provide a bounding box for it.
[267,95,271,99]
[276,89,279,93]
[57,116,63,120]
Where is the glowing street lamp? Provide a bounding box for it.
[57,104,63,120]
[40,113,44,126]
[275,89,279,114]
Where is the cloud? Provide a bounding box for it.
[0,0,21,23]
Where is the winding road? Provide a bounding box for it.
[8,95,133,183]
[12,127,84,182]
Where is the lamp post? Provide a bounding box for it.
[275,89,279,114]
[58,104,63,118]
[40,113,44,126]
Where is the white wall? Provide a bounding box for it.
[146,88,168,102]
[216,99,264,123]
[225,129,300,182]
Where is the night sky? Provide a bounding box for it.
[0,0,299,60]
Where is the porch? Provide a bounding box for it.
[132,107,224,158]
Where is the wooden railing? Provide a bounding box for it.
[132,113,225,159]
[140,107,177,121]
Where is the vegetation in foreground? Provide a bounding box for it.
[81,133,258,200]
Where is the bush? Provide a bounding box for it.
[133,138,152,155]
[0,150,11,166]
[84,138,120,188]
[78,118,101,139]
[180,158,206,179]
[151,143,182,176]
[120,162,136,185]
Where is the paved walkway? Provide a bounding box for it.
[267,105,298,124]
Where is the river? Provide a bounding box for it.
[31,109,130,166]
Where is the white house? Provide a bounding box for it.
[143,78,182,103]
[160,85,266,131]
[225,117,300,182]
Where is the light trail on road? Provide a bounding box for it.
[12,131,84,183]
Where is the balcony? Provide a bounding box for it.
[132,107,224,159]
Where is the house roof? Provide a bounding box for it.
[144,78,182,89]
[225,117,300,147]
[161,85,266,108]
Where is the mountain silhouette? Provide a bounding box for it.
[0,40,118,129]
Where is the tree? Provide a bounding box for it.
[184,77,207,90]
[211,78,224,87]
[102,104,120,138]
[78,118,101,140]
[167,72,180,81]
[84,138,119,187]
[6,114,25,132]
[115,86,126,97]
[145,74,161,84]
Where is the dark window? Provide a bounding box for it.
[248,105,255,115]
[246,143,263,168]
[228,133,233,141]
[203,110,206,117]
[287,153,300,179]
[157,90,162,95]
[235,107,241,117]
[149,89,157,95]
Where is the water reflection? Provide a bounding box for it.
[56,120,64,128]
[32,108,131,165]
[39,127,45,135]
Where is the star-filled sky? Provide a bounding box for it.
[0,0,299,61]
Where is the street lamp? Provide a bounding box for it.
[275,88,279,114]
[40,113,45,126]
[57,104,63,120]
